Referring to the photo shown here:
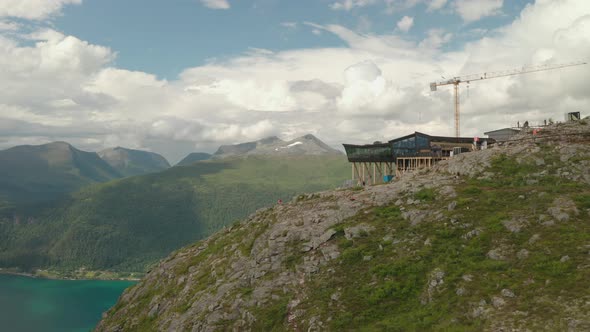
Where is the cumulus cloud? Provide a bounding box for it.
[453,0,503,22]
[200,0,230,10]
[1,0,589,163]
[0,0,81,20]
[338,61,389,112]
[397,16,414,32]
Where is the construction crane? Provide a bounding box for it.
[430,61,587,138]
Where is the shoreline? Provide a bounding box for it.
[0,269,142,282]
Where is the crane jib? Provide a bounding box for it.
[428,60,587,138]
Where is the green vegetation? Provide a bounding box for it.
[292,153,590,331]
[97,132,590,331]
[574,194,590,210]
[0,155,349,273]
[250,297,290,331]
[414,187,436,201]
[0,142,121,205]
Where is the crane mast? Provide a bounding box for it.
[430,61,587,138]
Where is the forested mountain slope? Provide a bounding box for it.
[0,142,121,207]
[0,155,349,273]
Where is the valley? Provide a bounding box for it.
[0,136,349,275]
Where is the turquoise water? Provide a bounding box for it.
[0,274,135,332]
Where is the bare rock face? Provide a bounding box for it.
[344,224,375,240]
[547,197,579,222]
[503,218,528,233]
[422,268,445,304]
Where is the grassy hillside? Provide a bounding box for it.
[0,155,349,273]
[97,122,590,331]
[0,142,121,206]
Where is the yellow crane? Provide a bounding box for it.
[430,61,587,138]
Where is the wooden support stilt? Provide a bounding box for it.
[361,163,365,185]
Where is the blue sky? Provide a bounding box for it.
[0,0,588,162]
[53,0,533,79]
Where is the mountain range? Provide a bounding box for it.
[0,135,349,274]
[213,134,342,159]
[0,134,341,208]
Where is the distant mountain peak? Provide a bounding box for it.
[175,152,212,166]
[46,141,74,150]
[257,136,283,145]
[98,147,170,177]
[0,141,121,204]
[213,134,342,158]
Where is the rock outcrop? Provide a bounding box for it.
[97,121,590,332]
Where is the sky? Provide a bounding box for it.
[0,0,589,163]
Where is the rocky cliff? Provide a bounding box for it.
[97,121,590,331]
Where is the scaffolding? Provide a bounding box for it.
[396,156,450,173]
[351,161,396,186]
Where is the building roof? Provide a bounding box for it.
[388,131,482,144]
[342,142,391,149]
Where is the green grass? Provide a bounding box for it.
[250,297,290,331]
[574,194,590,210]
[414,188,436,201]
[289,154,590,331]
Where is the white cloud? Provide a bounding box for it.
[427,0,448,11]
[0,0,81,20]
[0,20,20,31]
[419,29,453,49]
[327,0,446,14]
[281,22,297,29]
[330,0,377,11]
[1,0,589,163]
[338,61,390,112]
[453,0,503,22]
[397,16,414,32]
[200,0,230,10]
